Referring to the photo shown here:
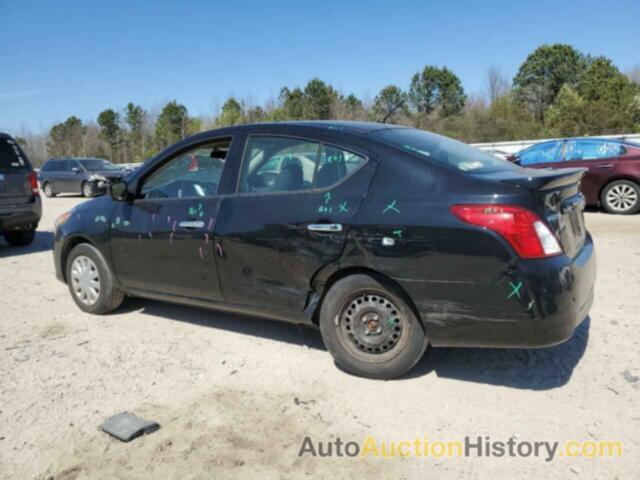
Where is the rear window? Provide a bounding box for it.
[0,138,29,169]
[373,128,521,174]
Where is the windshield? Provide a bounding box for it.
[373,128,521,174]
[79,159,120,171]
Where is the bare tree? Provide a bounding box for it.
[626,65,640,84]
[485,66,511,105]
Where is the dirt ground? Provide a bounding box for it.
[1,195,639,479]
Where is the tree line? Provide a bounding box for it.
[15,43,640,166]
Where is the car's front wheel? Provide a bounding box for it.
[43,182,56,198]
[81,181,95,198]
[319,274,427,379]
[66,243,124,314]
[3,227,36,247]
[601,180,640,215]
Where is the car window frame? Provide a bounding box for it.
[134,135,235,203]
[234,133,370,198]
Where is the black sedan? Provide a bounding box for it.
[52,122,596,379]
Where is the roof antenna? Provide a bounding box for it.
[381,100,405,124]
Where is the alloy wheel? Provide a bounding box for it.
[83,183,93,197]
[606,184,638,212]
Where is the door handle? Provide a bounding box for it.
[596,164,614,169]
[178,220,205,229]
[307,223,342,233]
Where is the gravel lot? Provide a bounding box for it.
[1,195,639,479]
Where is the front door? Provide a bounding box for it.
[215,135,375,311]
[110,140,231,302]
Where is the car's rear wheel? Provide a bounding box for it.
[81,181,95,198]
[43,182,56,198]
[601,180,640,214]
[66,243,124,314]
[3,227,36,247]
[319,274,427,379]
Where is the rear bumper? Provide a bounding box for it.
[0,198,42,233]
[413,233,597,348]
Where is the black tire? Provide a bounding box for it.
[601,180,640,215]
[81,181,95,198]
[319,274,427,379]
[3,227,36,247]
[65,243,124,314]
[43,182,56,198]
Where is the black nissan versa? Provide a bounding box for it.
[0,133,42,246]
[52,122,596,379]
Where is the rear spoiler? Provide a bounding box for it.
[492,167,587,191]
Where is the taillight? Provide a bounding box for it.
[28,172,39,196]
[450,204,563,259]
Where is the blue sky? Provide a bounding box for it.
[1,0,639,133]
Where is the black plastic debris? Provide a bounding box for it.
[100,412,160,442]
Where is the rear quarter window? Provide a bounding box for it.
[373,128,521,174]
[0,138,29,169]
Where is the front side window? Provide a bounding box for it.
[141,140,230,199]
[518,141,564,166]
[565,140,622,161]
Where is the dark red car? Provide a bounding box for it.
[509,138,640,214]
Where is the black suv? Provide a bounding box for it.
[0,133,42,246]
[38,157,125,198]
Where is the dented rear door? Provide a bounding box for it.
[215,137,377,311]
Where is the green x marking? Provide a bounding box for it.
[383,200,400,214]
[339,201,348,213]
[507,281,523,299]
[392,229,403,238]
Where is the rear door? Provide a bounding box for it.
[215,134,374,311]
[563,139,623,204]
[0,137,33,207]
[110,138,232,302]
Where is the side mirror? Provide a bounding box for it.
[110,181,130,201]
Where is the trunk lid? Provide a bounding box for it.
[492,167,587,258]
[0,137,34,206]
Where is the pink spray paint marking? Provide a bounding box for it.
[167,215,171,224]
[148,232,153,239]
[204,233,209,244]
[208,217,214,230]
[172,220,177,232]
[199,246,204,260]
[169,232,174,247]
[152,213,156,222]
